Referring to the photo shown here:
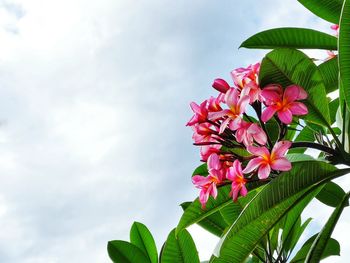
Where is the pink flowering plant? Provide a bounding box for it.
[108,1,350,262]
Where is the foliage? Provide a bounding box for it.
[108,1,350,262]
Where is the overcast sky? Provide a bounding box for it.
[0,0,349,262]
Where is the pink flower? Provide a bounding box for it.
[192,153,225,208]
[212,78,231,93]
[226,160,248,201]
[243,141,292,179]
[231,63,260,88]
[192,123,218,144]
[209,88,250,133]
[261,85,308,124]
[231,63,261,103]
[200,145,221,161]
[207,96,223,112]
[233,119,267,146]
[186,100,208,126]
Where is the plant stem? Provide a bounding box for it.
[291,141,338,155]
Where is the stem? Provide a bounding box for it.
[252,101,273,149]
[291,141,338,155]
[342,102,346,146]
[243,113,254,123]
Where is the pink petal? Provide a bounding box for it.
[289,102,308,115]
[272,140,292,158]
[232,159,243,176]
[243,157,264,174]
[240,185,248,197]
[261,89,281,104]
[296,86,308,100]
[261,106,278,122]
[235,128,245,143]
[271,157,292,171]
[248,123,267,145]
[238,95,250,114]
[284,85,300,102]
[189,102,201,113]
[258,164,271,179]
[225,88,239,109]
[207,153,221,171]
[226,167,237,181]
[277,108,293,124]
[212,78,230,93]
[209,183,218,199]
[246,145,270,157]
[199,189,209,208]
[192,175,208,187]
[219,117,231,134]
[231,186,240,201]
[208,109,230,121]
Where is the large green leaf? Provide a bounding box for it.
[305,191,350,262]
[339,0,350,111]
[108,240,151,263]
[241,28,337,50]
[176,182,264,236]
[290,235,340,262]
[259,48,331,127]
[160,229,199,263]
[210,162,350,263]
[316,181,348,207]
[319,57,339,94]
[298,0,343,24]
[130,222,158,263]
[181,202,228,237]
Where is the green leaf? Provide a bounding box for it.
[329,98,340,124]
[192,163,208,177]
[287,153,314,162]
[160,229,199,263]
[241,28,337,50]
[210,162,350,263]
[259,48,331,127]
[264,118,280,143]
[181,202,228,237]
[316,181,348,207]
[176,182,264,236]
[319,57,339,94]
[108,240,151,263]
[291,235,340,262]
[298,0,343,24]
[339,0,350,111]
[130,222,158,263]
[305,191,350,262]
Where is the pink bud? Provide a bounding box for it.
[212,78,230,93]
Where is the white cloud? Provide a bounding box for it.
[0,0,347,262]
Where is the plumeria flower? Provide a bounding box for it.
[192,153,225,208]
[232,119,267,146]
[207,95,223,112]
[209,88,250,134]
[231,63,260,88]
[226,160,248,201]
[243,141,292,179]
[231,63,261,103]
[261,84,308,124]
[186,100,208,126]
[192,122,218,144]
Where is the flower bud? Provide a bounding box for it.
[212,78,230,93]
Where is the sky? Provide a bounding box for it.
[0,0,349,262]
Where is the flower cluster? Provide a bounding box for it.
[187,63,309,208]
